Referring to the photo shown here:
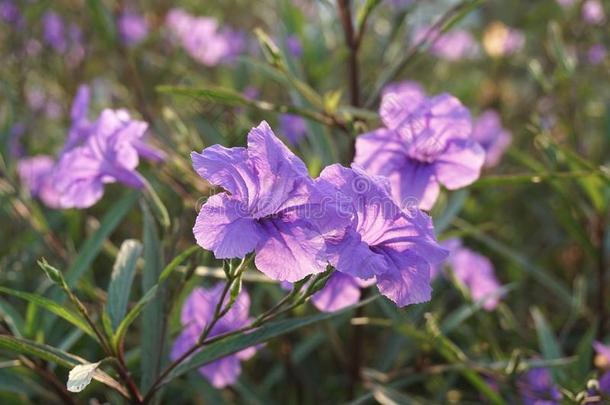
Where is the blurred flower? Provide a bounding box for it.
[472,110,512,168]
[53,109,152,208]
[582,0,605,25]
[354,81,485,210]
[279,114,308,145]
[191,121,345,282]
[171,285,256,388]
[450,247,502,311]
[24,39,42,56]
[118,10,149,47]
[414,26,479,61]
[8,122,25,158]
[26,88,46,111]
[0,0,20,25]
[166,8,245,66]
[594,341,610,394]
[66,24,85,66]
[17,156,62,208]
[483,22,525,58]
[42,11,66,53]
[285,35,303,58]
[242,86,259,100]
[518,368,562,405]
[317,165,447,307]
[433,238,502,310]
[587,44,607,65]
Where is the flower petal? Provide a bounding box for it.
[193,193,261,259]
[434,139,485,189]
[254,214,327,282]
[374,248,432,307]
[311,272,362,312]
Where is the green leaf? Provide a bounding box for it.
[0,286,96,339]
[532,307,565,383]
[106,239,143,331]
[112,285,158,349]
[140,202,166,393]
[157,85,330,126]
[0,297,24,337]
[167,296,378,382]
[0,335,128,397]
[64,191,139,287]
[86,0,116,45]
[158,246,199,285]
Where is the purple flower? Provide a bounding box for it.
[191,121,344,282]
[472,110,512,168]
[593,341,610,394]
[430,238,462,279]
[354,81,485,210]
[282,272,375,313]
[171,285,256,388]
[166,8,245,66]
[414,26,479,61]
[449,247,502,311]
[587,44,607,65]
[118,10,149,46]
[310,273,374,312]
[432,239,502,310]
[42,11,66,53]
[17,156,62,208]
[8,122,25,158]
[279,114,308,145]
[54,109,150,208]
[518,368,562,405]
[582,0,605,25]
[286,35,303,58]
[0,0,20,25]
[317,164,447,307]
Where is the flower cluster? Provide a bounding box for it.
[166,8,245,66]
[354,81,486,210]
[191,121,447,307]
[18,85,164,209]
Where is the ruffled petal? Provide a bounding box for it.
[246,121,311,216]
[191,145,254,200]
[311,272,362,312]
[434,139,485,190]
[254,213,327,282]
[374,248,432,307]
[193,193,261,259]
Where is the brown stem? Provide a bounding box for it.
[114,347,144,404]
[21,357,76,405]
[337,0,361,108]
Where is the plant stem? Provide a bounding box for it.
[337,0,361,108]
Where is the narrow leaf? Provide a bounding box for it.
[0,286,96,338]
[140,202,166,392]
[0,335,128,397]
[106,240,143,331]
